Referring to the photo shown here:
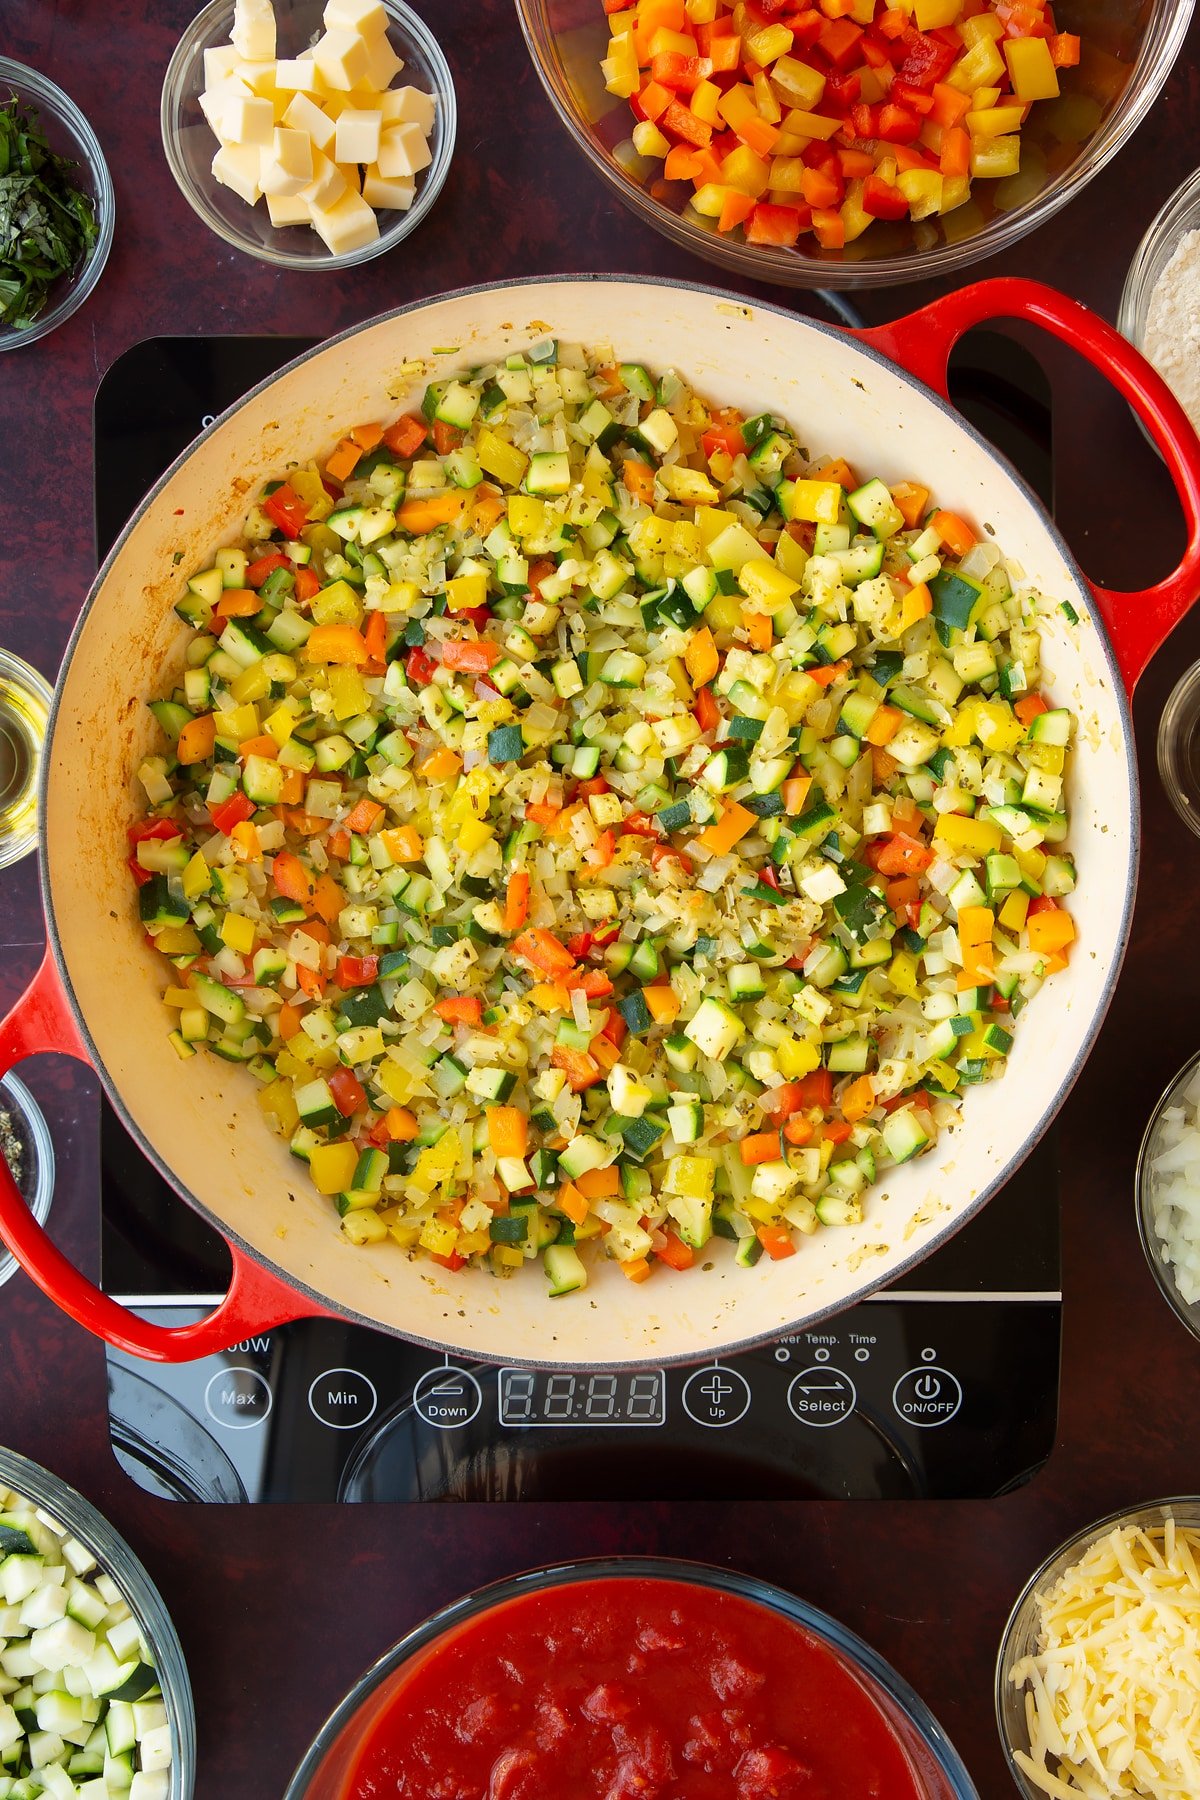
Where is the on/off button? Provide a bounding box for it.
[892,1366,962,1427]
[307,1368,378,1430]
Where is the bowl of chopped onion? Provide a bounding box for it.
[996,1498,1200,1799]
[1136,1049,1200,1340]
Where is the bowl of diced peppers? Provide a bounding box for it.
[514,0,1193,285]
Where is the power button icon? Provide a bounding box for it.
[892,1365,962,1427]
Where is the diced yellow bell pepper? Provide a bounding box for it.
[691,182,728,218]
[745,23,794,65]
[960,12,1004,44]
[310,1141,359,1196]
[933,811,1003,856]
[632,119,672,160]
[312,579,363,627]
[447,572,488,613]
[476,428,529,490]
[740,558,799,611]
[777,1036,821,1079]
[967,105,1026,138]
[220,912,256,955]
[329,666,368,722]
[601,30,639,98]
[914,0,960,24]
[897,168,943,220]
[781,107,841,141]
[775,530,809,583]
[264,704,295,749]
[411,1129,461,1191]
[974,699,1026,754]
[181,850,211,901]
[663,1155,715,1200]
[457,817,495,854]
[947,37,1006,94]
[783,479,843,525]
[230,663,270,706]
[720,144,773,197]
[772,57,825,110]
[1004,36,1060,103]
[1016,844,1047,880]
[507,495,547,539]
[154,925,202,956]
[970,135,1021,180]
[999,890,1030,932]
[889,951,920,998]
[290,467,333,521]
[418,1216,460,1256]
[259,1079,300,1135]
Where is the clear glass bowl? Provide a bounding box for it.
[160,0,456,269]
[0,1072,55,1292]
[0,59,114,349]
[1118,162,1200,368]
[285,1558,979,1799]
[515,0,1195,288]
[1155,662,1200,842]
[0,646,52,870]
[1135,1047,1200,1337]
[995,1498,1200,1798]
[0,1445,196,1800]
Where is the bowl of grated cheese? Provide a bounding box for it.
[996,1499,1200,1800]
[1119,167,1200,449]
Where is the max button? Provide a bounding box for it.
[308,1368,378,1430]
[413,1366,483,1431]
[892,1365,962,1427]
[681,1366,751,1428]
[204,1366,272,1431]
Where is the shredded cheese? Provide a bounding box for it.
[1009,1521,1200,1799]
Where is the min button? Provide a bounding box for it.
[308,1368,378,1430]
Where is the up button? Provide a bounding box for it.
[892,1364,962,1428]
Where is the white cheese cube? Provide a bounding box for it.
[309,188,380,255]
[301,148,348,210]
[198,78,249,137]
[357,31,404,91]
[362,164,414,210]
[380,84,436,132]
[323,0,388,35]
[212,142,263,205]
[283,91,336,151]
[221,92,275,147]
[231,0,276,60]
[267,189,312,226]
[203,45,243,87]
[239,59,280,99]
[336,159,363,193]
[334,107,382,165]
[274,56,321,92]
[312,27,373,90]
[273,125,315,181]
[376,120,431,178]
[260,159,303,198]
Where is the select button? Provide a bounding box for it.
[307,1368,378,1430]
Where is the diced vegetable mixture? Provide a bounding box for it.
[133,341,1077,1294]
[601,0,1079,251]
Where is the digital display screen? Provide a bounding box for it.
[498,1368,665,1427]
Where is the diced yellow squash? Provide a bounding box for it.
[932,811,1002,856]
[476,427,529,489]
[220,911,256,955]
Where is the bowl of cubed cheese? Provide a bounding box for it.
[0,1446,195,1800]
[161,0,455,266]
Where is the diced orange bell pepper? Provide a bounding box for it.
[1027,907,1076,957]
[840,1074,877,1123]
[310,873,345,927]
[576,1166,621,1200]
[325,439,362,483]
[397,491,465,535]
[656,1230,696,1271]
[740,1131,783,1166]
[696,800,755,857]
[513,929,577,977]
[958,905,996,983]
[487,1106,529,1160]
[556,1182,591,1226]
[622,459,658,504]
[272,850,315,905]
[930,509,977,558]
[684,625,720,687]
[303,624,369,666]
[743,610,773,651]
[381,825,424,863]
[176,713,216,765]
[757,1223,796,1261]
[385,1107,419,1141]
[504,870,531,934]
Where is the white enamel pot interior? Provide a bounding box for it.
[22,275,1200,1365]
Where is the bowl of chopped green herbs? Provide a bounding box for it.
[0,59,113,350]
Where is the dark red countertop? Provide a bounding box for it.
[3,3,1200,1796]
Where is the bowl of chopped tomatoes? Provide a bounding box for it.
[514,0,1194,286]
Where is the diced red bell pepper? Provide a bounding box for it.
[263,483,308,539]
[294,567,320,603]
[889,79,936,114]
[789,8,824,49]
[566,932,594,960]
[823,70,861,111]
[621,811,661,838]
[405,646,435,685]
[1028,894,1059,916]
[701,421,747,459]
[431,418,465,455]
[209,791,256,835]
[877,102,923,143]
[128,817,182,843]
[850,101,881,139]
[574,776,611,800]
[246,551,291,588]
[745,203,804,247]
[800,167,842,209]
[336,955,379,988]
[430,1251,466,1271]
[895,29,958,88]
[862,174,910,220]
[382,413,428,459]
[694,685,721,734]
[328,1065,367,1117]
[128,856,153,887]
[816,16,863,67]
[650,51,712,89]
[757,865,782,892]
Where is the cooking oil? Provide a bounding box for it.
[0,651,52,871]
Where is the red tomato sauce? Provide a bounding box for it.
[343,1577,924,1800]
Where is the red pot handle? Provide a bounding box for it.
[853,276,1200,696]
[0,951,323,1362]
